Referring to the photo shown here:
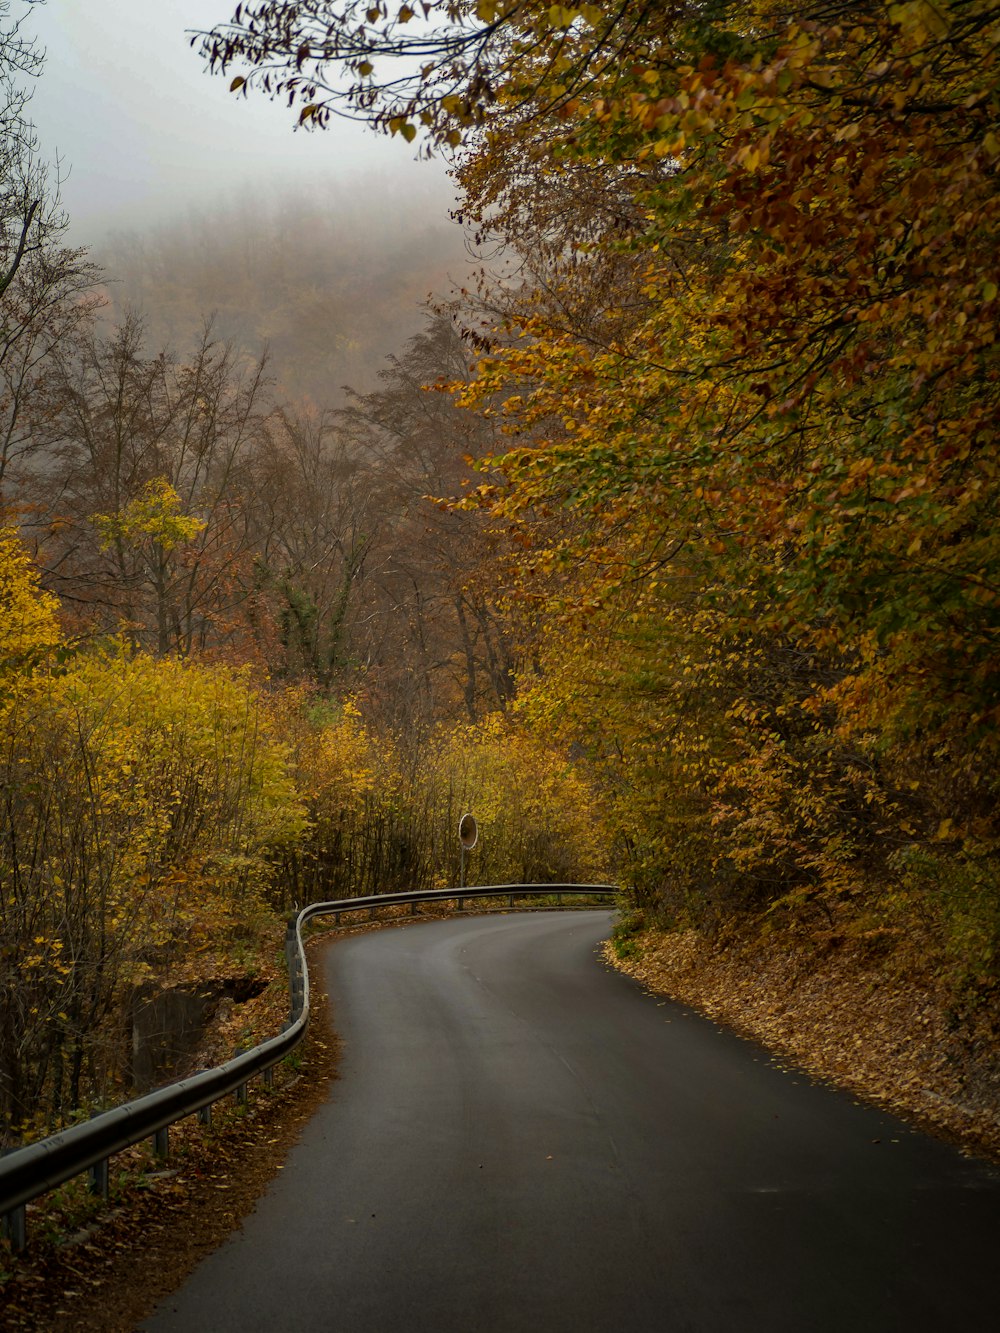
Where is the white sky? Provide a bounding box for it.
[23,0,455,247]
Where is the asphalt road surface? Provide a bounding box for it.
[143,910,1000,1332]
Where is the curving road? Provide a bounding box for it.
[143,911,999,1332]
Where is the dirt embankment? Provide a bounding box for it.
[606,921,1000,1164]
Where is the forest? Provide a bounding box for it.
[2,0,998,1143]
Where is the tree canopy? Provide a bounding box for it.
[202,0,1000,980]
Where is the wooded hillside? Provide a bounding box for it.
[93,181,467,405]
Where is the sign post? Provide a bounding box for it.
[458,813,478,889]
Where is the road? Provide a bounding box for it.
[142,910,1000,1331]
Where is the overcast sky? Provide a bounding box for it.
[23,0,456,247]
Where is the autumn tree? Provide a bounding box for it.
[0,0,101,514]
[338,312,515,730]
[412,709,609,887]
[0,544,306,1139]
[0,0,58,301]
[249,404,380,683]
[0,522,60,670]
[31,315,273,653]
[199,1,674,143]
[469,2,999,959]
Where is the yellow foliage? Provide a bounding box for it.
[0,527,62,672]
[0,645,308,1133]
[417,710,610,885]
[92,478,206,554]
[441,0,1000,961]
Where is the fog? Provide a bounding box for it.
[92,182,470,402]
[27,0,457,241]
[24,0,469,396]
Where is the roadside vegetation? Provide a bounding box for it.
[2,0,999,1170]
[0,529,606,1145]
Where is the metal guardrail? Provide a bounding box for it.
[0,884,617,1247]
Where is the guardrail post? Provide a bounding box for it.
[508,892,515,908]
[263,1065,274,1089]
[236,1082,248,1107]
[2,1204,26,1252]
[410,899,418,916]
[89,1157,109,1199]
[198,1103,213,1128]
[153,1127,169,1160]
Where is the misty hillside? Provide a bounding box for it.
[92,176,470,406]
